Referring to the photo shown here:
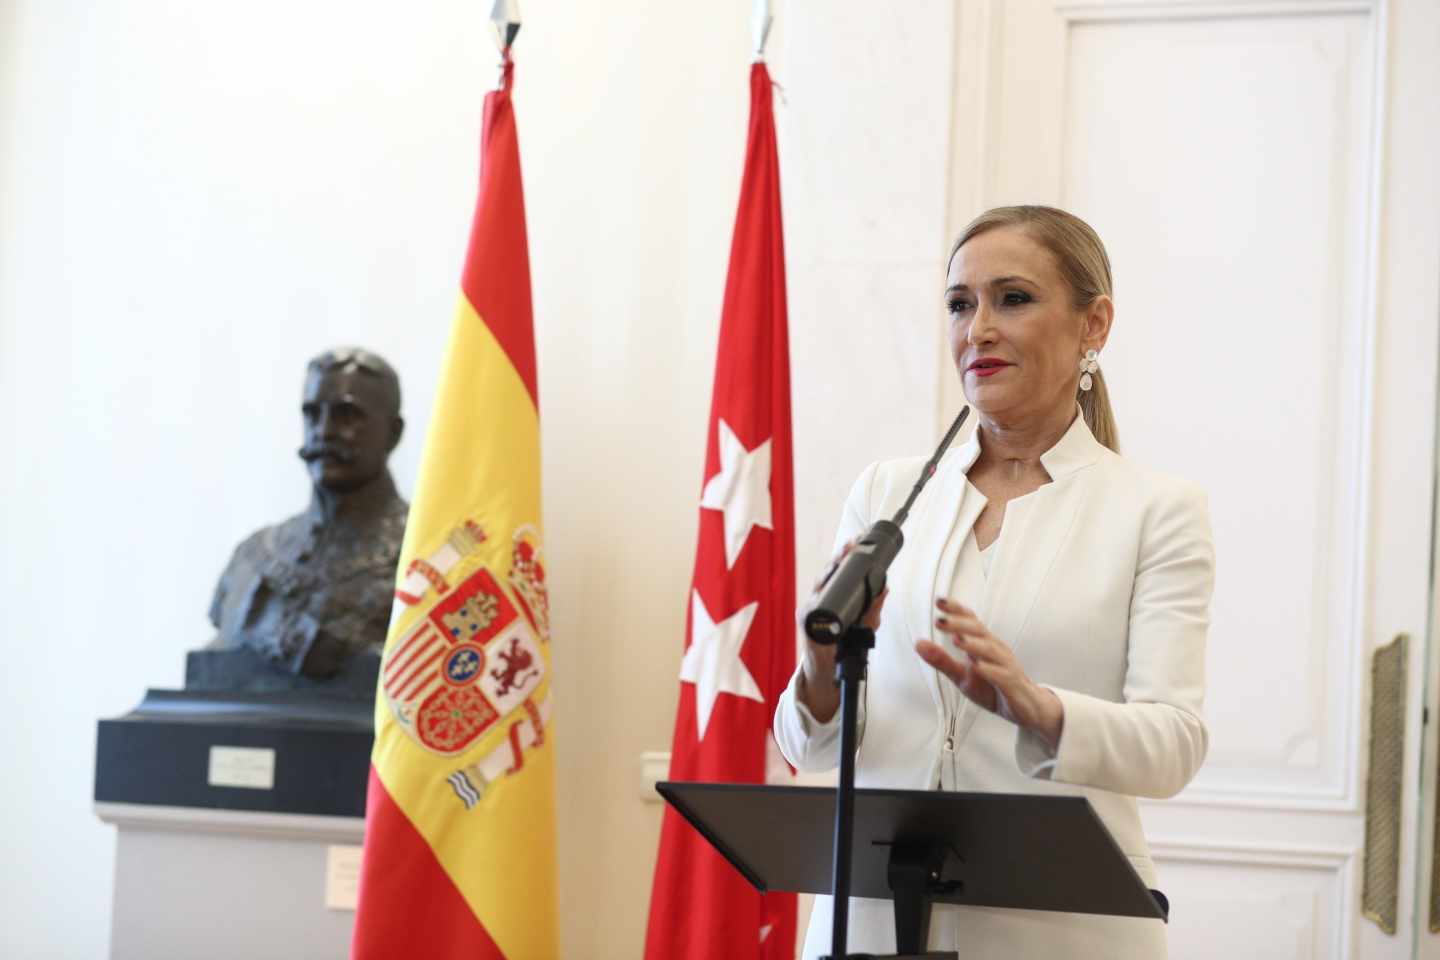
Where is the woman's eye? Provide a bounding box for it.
[1002,291,1030,306]
[946,299,971,315]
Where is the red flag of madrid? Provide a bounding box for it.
[644,62,797,960]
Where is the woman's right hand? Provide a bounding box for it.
[795,538,888,723]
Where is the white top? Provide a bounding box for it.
[976,532,995,578]
[774,412,1214,959]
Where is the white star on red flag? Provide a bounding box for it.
[678,590,764,740]
[699,418,772,569]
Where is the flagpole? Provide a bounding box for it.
[490,0,521,85]
[751,0,772,62]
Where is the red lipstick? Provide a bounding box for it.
[967,357,1012,378]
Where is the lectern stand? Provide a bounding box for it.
[657,782,1168,959]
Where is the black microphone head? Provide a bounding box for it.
[801,412,966,644]
[802,521,904,643]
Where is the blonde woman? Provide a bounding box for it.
[775,206,1213,959]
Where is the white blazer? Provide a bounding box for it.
[774,412,1214,960]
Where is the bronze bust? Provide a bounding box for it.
[205,348,410,683]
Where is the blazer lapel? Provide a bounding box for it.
[950,412,1104,749]
[982,412,1103,654]
[980,481,1081,655]
[898,434,983,714]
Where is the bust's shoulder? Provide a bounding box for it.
[381,495,411,532]
[232,518,283,558]
[227,511,309,564]
[369,498,410,561]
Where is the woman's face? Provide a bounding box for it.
[945,226,1109,427]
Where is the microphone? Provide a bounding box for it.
[802,406,971,644]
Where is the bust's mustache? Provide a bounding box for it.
[298,443,356,464]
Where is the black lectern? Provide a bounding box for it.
[657,782,1167,959]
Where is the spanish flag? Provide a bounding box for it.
[352,51,558,960]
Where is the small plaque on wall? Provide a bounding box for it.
[326,844,363,910]
[207,746,276,790]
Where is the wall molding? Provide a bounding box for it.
[1149,838,1358,957]
[1054,0,1374,23]
[1149,836,1356,867]
[95,802,365,844]
[1160,782,1357,814]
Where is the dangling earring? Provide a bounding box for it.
[1078,350,1098,392]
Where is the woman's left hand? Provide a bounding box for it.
[916,597,1065,751]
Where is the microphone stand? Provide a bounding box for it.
[816,408,969,960]
[824,623,957,960]
[825,621,873,960]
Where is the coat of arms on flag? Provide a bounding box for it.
[385,519,553,807]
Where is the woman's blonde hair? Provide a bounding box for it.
[950,205,1120,452]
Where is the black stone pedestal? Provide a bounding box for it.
[95,688,374,817]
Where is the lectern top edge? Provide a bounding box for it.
[656,781,769,892]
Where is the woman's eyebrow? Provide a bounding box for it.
[945,275,1037,295]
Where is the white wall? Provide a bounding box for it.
[0,2,958,956]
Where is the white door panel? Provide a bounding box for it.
[1149,841,1356,960]
[942,0,1440,956]
[1062,10,1374,807]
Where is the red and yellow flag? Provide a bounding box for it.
[352,54,558,960]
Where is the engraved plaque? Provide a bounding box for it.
[207,745,276,790]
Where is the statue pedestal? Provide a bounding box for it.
[94,690,374,960]
[96,804,364,960]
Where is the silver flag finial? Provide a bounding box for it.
[751,0,773,61]
[491,0,521,53]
